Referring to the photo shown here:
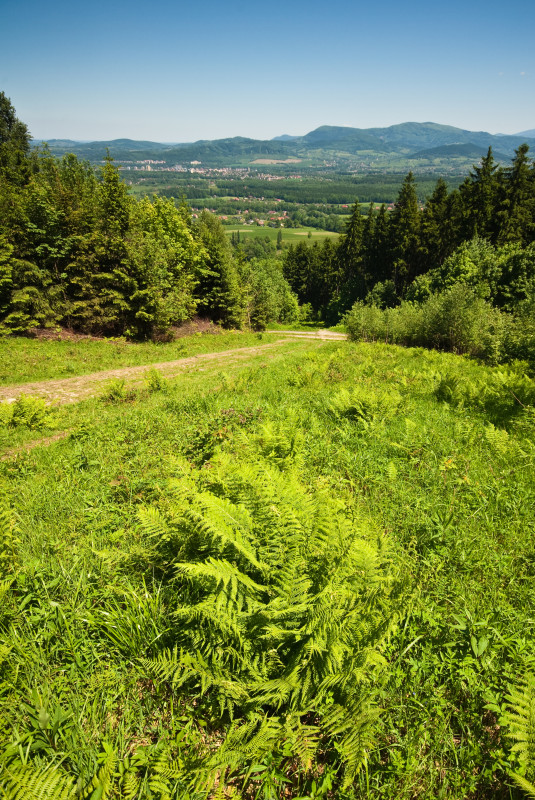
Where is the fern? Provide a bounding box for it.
[0,762,76,800]
[504,674,535,797]
[86,742,117,799]
[136,452,396,791]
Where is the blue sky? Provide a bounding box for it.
[1,0,534,142]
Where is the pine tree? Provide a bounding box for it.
[419,178,451,270]
[498,144,535,245]
[459,147,502,243]
[337,199,366,306]
[388,172,421,293]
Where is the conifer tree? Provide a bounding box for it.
[498,144,534,245]
[194,210,243,327]
[337,199,366,305]
[369,203,391,285]
[459,147,502,243]
[419,178,450,270]
[388,172,421,293]
[0,91,31,188]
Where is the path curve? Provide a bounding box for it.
[0,333,346,406]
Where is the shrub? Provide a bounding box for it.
[8,395,50,429]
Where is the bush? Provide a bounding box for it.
[346,286,507,363]
[5,395,51,429]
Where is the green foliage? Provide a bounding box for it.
[328,385,402,429]
[1,174,535,799]
[194,211,243,328]
[434,365,535,424]
[2,395,51,429]
[504,675,535,797]
[100,378,137,404]
[241,257,298,329]
[0,761,77,800]
[137,452,395,792]
[144,368,168,393]
[346,285,510,363]
[0,496,20,574]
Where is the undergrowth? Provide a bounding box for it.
[0,340,534,798]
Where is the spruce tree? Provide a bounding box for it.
[498,144,534,245]
[459,147,501,243]
[419,178,450,270]
[0,91,31,188]
[194,210,243,327]
[337,199,366,306]
[388,172,421,293]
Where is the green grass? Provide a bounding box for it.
[224,224,339,242]
[0,330,282,386]
[1,340,534,798]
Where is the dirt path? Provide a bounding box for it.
[0,334,346,406]
[268,330,347,340]
[1,431,71,461]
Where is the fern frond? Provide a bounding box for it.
[87,742,118,799]
[176,557,266,601]
[504,674,535,780]
[510,772,535,799]
[283,716,320,772]
[0,762,76,800]
[121,770,142,800]
[322,696,379,787]
[136,506,172,541]
[182,493,263,572]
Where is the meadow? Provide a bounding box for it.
[223,225,339,243]
[0,330,283,386]
[1,336,534,798]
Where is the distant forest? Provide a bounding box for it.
[1,91,535,367]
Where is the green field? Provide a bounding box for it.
[1,338,534,798]
[224,224,339,242]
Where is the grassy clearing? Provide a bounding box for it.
[1,341,534,797]
[223,225,339,242]
[0,330,281,386]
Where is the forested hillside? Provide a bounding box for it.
[283,151,535,370]
[0,93,297,338]
[35,121,535,169]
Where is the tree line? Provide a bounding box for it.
[0,93,297,337]
[283,148,535,322]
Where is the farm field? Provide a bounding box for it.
[1,337,535,798]
[223,225,339,242]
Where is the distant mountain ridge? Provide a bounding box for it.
[33,122,535,168]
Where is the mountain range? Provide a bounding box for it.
[34,122,535,169]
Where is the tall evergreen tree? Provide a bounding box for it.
[194,210,243,327]
[337,199,366,305]
[388,172,421,293]
[368,203,391,286]
[419,178,451,271]
[0,91,31,188]
[459,147,502,243]
[497,144,535,246]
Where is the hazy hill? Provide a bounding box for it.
[410,142,511,161]
[33,122,535,169]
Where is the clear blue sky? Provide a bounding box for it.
[1,0,534,142]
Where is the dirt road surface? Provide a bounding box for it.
[0,332,347,406]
